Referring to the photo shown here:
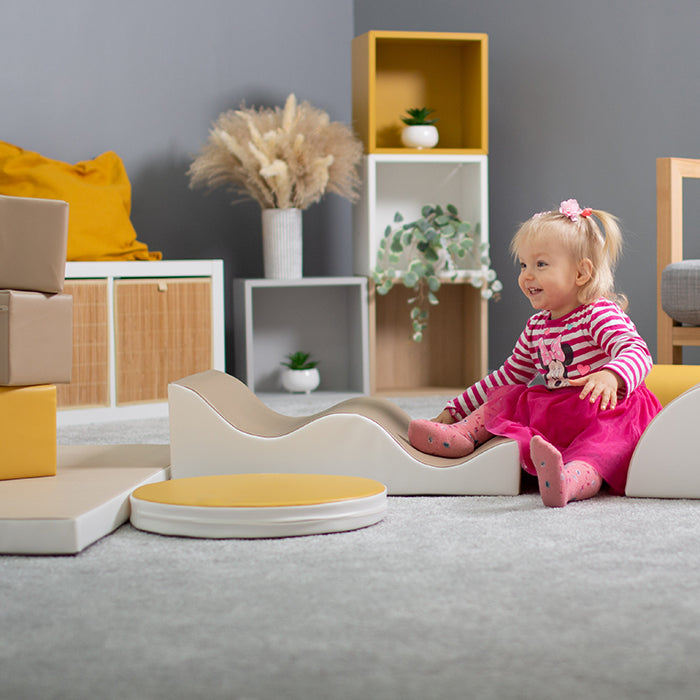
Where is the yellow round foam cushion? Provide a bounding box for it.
[132,473,386,508]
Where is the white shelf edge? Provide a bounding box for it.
[366,153,488,165]
[236,276,367,288]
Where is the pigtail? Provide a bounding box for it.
[584,209,628,311]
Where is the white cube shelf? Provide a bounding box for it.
[233,278,369,394]
[353,154,489,276]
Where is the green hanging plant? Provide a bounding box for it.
[372,203,502,342]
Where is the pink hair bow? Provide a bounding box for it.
[538,336,565,364]
[559,199,592,222]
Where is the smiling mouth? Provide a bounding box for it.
[527,287,542,296]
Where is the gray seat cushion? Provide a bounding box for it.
[661,260,700,325]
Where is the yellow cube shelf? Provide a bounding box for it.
[352,30,488,154]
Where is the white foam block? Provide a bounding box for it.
[626,383,700,499]
[168,371,522,496]
[0,444,170,554]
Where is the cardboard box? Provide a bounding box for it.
[0,290,72,386]
[0,194,69,293]
[0,384,56,480]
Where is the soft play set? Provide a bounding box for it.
[3,166,700,553]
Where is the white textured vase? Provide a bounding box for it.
[401,125,439,149]
[282,368,320,394]
[261,208,303,279]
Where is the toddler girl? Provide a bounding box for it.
[408,199,662,507]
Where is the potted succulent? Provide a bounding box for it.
[280,351,320,393]
[188,94,363,279]
[400,107,439,149]
[372,204,502,342]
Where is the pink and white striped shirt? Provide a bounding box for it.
[446,298,653,419]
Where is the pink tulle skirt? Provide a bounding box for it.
[483,383,662,494]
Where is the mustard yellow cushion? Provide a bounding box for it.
[0,141,161,262]
[646,364,700,407]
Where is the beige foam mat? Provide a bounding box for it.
[0,444,170,554]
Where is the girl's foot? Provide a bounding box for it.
[408,419,477,458]
[409,409,492,458]
[530,435,602,507]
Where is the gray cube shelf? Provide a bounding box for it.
[233,278,370,394]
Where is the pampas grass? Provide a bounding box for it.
[188,94,363,210]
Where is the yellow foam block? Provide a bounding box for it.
[0,385,56,480]
[646,365,700,407]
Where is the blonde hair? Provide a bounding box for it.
[510,207,627,310]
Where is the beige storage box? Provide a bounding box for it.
[0,194,69,293]
[0,290,72,386]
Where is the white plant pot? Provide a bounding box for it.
[261,208,303,279]
[401,125,439,149]
[281,368,320,394]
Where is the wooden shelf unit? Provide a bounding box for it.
[353,30,491,395]
[369,279,487,395]
[352,30,488,155]
[57,260,225,425]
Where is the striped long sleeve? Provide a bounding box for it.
[446,298,653,420]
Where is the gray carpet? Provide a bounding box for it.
[3,393,700,700]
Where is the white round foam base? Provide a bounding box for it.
[130,473,387,539]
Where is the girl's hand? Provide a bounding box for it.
[430,409,457,424]
[569,369,623,410]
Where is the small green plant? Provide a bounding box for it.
[401,107,439,126]
[372,204,502,342]
[281,351,319,370]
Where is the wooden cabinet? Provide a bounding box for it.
[56,280,110,409]
[114,278,213,404]
[353,30,492,394]
[57,260,224,425]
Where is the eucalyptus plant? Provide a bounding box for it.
[372,204,501,342]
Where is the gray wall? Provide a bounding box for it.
[2,0,699,375]
[1,0,355,371]
[357,0,700,366]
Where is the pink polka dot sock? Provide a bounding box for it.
[530,435,602,507]
[408,408,493,458]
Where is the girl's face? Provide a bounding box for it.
[517,236,590,319]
